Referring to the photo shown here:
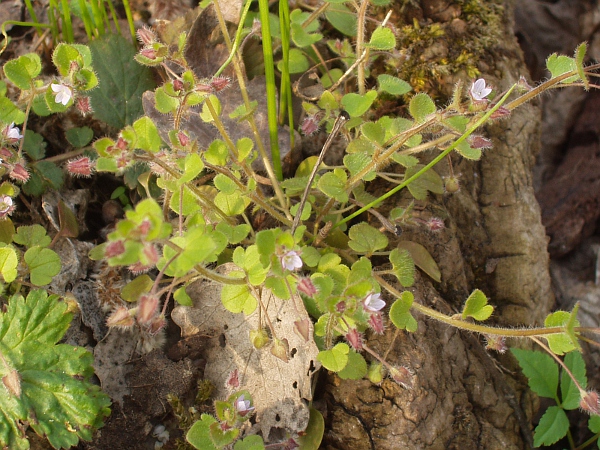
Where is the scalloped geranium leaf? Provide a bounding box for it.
[546,53,578,83]
[533,406,569,447]
[544,310,580,355]
[186,414,219,450]
[0,290,111,450]
[511,348,558,398]
[341,91,378,117]
[65,126,93,148]
[23,246,61,286]
[13,224,51,248]
[4,53,42,90]
[221,283,257,315]
[409,92,436,122]
[461,289,493,321]
[366,26,396,50]
[389,291,417,332]
[377,74,411,96]
[317,342,349,372]
[234,434,265,450]
[318,171,349,203]
[0,97,26,124]
[348,223,388,254]
[337,350,367,380]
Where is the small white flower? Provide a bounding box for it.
[51,83,73,106]
[235,394,255,417]
[470,78,492,101]
[281,250,303,271]
[0,195,15,219]
[363,292,385,312]
[4,123,23,141]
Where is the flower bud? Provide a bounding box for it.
[426,217,445,232]
[9,163,29,182]
[484,335,507,354]
[297,278,317,297]
[300,116,319,136]
[468,135,493,149]
[137,294,159,324]
[490,106,511,120]
[75,96,93,116]
[67,157,94,177]
[173,79,184,92]
[137,26,157,46]
[444,175,460,193]
[345,328,363,350]
[106,306,135,328]
[139,47,157,60]
[367,362,384,384]
[250,328,270,349]
[368,312,385,334]
[210,76,231,92]
[105,240,126,258]
[389,365,414,389]
[270,338,289,362]
[580,390,600,416]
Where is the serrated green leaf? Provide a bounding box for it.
[0,290,111,450]
[13,224,51,248]
[377,74,411,96]
[409,93,436,122]
[52,43,81,76]
[348,223,388,254]
[154,86,179,113]
[533,406,569,447]
[214,173,239,195]
[367,26,396,50]
[389,248,415,287]
[389,291,417,332]
[511,348,558,399]
[23,160,64,196]
[337,351,368,380]
[221,283,257,315]
[561,351,587,410]
[65,126,93,148]
[318,171,349,203]
[341,90,378,117]
[361,122,385,145]
[186,414,219,450]
[215,223,251,244]
[215,191,246,216]
[24,246,61,286]
[88,34,156,128]
[177,153,204,185]
[343,152,375,181]
[461,289,493,321]
[4,53,41,90]
[133,116,161,153]
[317,342,349,372]
[544,310,580,355]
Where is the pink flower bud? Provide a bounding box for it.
[368,312,385,334]
[389,365,414,389]
[75,96,93,116]
[128,262,153,275]
[226,369,240,389]
[300,116,320,136]
[345,328,363,350]
[106,306,135,328]
[137,294,159,324]
[139,47,157,60]
[468,135,493,149]
[484,335,507,354]
[297,278,317,297]
[336,301,346,313]
[210,76,231,92]
[105,240,125,258]
[177,131,190,146]
[67,157,94,177]
[195,82,212,93]
[137,27,157,46]
[490,106,511,120]
[147,315,167,335]
[9,164,30,182]
[426,217,445,232]
[580,390,600,416]
[173,79,184,92]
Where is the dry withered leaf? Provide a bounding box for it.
[171,263,320,443]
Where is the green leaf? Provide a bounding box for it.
[205,139,228,166]
[511,348,558,399]
[237,138,254,162]
[561,351,586,410]
[404,164,444,200]
[589,414,600,433]
[389,248,415,287]
[121,274,153,302]
[133,116,161,153]
[154,86,179,113]
[396,240,441,283]
[366,26,396,50]
[575,42,588,89]
[234,434,265,450]
[278,48,309,74]
[177,153,204,185]
[377,74,411,96]
[23,160,64,196]
[291,23,323,48]
[317,342,349,372]
[4,53,41,90]
[13,224,51,247]
[221,283,257,315]
[455,141,482,160]
[544,310,580,355]
[533,406,569,447]
[341,91,378,117]
[409,93,436,122]
[361,122,385,145]
[337,351,368,380]
[65,126,93,148]
[186,414,219,450]
[216,223,251,244]
[0,246,18,283]
[343,152,375,181]
[174,286,193,306]
[22,130,46,161]
[318,171,349,203]
[389,291,417,332]
[461,289,494,321]
[546,53,578,83]
[297,407,325,450]
[214,173,239,195]
[0,97,25,124]
[325,3,357,37]
[88,34,156,128]
[52,43,82,76]
[215,191,246,216]
[348,223,388,254]
[23,246,61,286]
[0,290,111,450]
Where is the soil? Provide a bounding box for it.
[3,0,600,449]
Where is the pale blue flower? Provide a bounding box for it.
[470,78,492,101]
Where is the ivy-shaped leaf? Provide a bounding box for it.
[348,223,388,254]
[317,342,349,372]
[221,283,257,315]
[546,53,578,84]
[186,414,219,450]
[544,310,580,355]
[461,289,494,321]
[337,350,368,380]
[318,171,349,203]
[23,247,61,286]
[389,291,417,332]
[341,91,378,117]
[409,93,436,122]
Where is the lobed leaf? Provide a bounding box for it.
[533,406,569,447]
[511,348,558,399]
[461,289,493,321]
